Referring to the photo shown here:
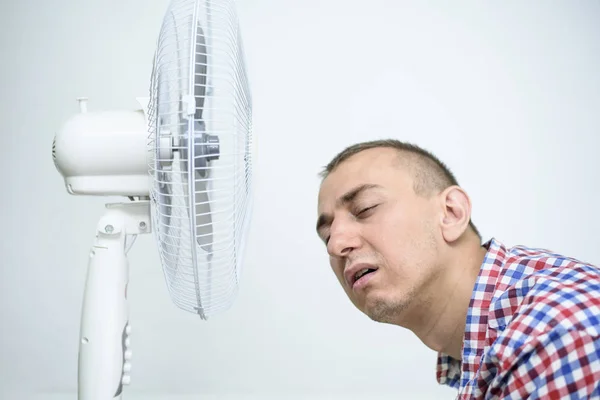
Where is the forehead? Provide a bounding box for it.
[318,148,411,209]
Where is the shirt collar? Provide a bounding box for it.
[436,237,508,387]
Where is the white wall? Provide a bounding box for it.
[1,0,599,399]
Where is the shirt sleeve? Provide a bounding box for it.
[486,327,600,399]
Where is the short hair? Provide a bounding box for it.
[319,139,481,238]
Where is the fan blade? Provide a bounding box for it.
[194,171,213,252]
[175,18,213,253]
[158,178,172,229]
[191,21,212,251]
[194,22,207,121]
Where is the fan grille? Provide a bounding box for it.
[147,0,253,318]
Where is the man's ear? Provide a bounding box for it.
[439,185,472,243]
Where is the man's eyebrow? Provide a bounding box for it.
[315,184,382,235]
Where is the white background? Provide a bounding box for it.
[1,0,599,399]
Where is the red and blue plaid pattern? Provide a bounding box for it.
[437,238,600,399]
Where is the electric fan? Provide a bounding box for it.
[51,0,254,398]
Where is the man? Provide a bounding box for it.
[316,139,600,399]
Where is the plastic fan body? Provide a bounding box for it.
[51,0,253,398]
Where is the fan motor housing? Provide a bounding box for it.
[53,108,150,196]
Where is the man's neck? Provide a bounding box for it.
[404,238,488,359]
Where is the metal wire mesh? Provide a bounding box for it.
[146,0,253,319]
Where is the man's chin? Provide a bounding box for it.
[362,297,406,325]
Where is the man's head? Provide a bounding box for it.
[316,139,480,326]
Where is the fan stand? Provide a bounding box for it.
[78,200,151,400]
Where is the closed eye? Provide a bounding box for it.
[357,204,378,216]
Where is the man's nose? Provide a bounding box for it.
[327,221,360,258]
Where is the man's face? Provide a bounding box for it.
[316,148,442,325]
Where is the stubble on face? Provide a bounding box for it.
[362,218,441,327]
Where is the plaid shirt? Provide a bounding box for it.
[436,238,600,399]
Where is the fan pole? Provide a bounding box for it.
[78,200,151,400]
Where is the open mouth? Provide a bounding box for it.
[353,267,377,287]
